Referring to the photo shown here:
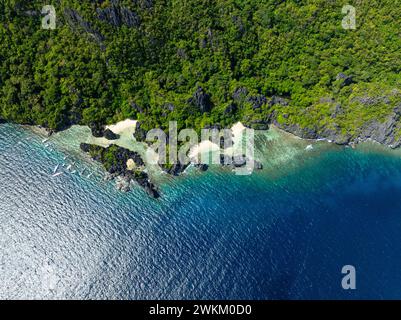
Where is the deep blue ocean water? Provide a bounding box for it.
[1,123,401,299]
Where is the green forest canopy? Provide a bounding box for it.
[1,0,401,141]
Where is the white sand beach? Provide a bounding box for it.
[189,140,220,160]
[106,119,137,135]
[188,122,247,161]
[88,119,139,148]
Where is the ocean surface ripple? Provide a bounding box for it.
[1,124,401,299]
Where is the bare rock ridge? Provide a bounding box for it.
[63,3,141,49]
[358,106,401,148]
[97,5,140,28]
[63,8,105,47]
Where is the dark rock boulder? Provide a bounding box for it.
[89,122,105,137]
[232,87,248,101]
[336,73,354,87]
[130,171,160,198]
[79,142,91,153]
[269,95,289,107]
[319,97,336,104]
[195,163,209,171]
[219,154,263,170]
[133,121,147,142]
[104,129,120,140]
[188,87,213,113]
[139,0,154,9]
[24,10,39,17]
[161,103,175,116]
[247,94,267,109]
[232,154,247,167]
[163,103,175,112]
[224,103,237,114]
[253,160,263,170]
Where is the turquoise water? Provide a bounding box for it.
[1,123,401,299]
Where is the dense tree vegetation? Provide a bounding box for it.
[1,0,401,143]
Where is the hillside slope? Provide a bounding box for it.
[1,0,401,147]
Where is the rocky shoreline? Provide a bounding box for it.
[90,121,263,175]
[271,105,401,149]
[1,112,400,197]
[80,143,160,198]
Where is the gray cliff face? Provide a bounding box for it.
[63,4,141,50]
[272,121,319,140]
[272,105,401,148]
[63,8,105,48]
[357,106,401,148]
[97,6,140,28]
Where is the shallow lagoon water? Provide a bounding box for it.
[1,123,401,299]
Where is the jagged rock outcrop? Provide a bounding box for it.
[88,123,120,140]
[330,104,344,119]
[319,126,351,145]
[336,73,354,87]
[63,8,105,48]
[130,170,160,198]
[356,106,401,148]
[89,122,105,138]
[188,87,213,113]
[104,128,120,140]
[246,94,267,109]
[133,121,147,142]
[272,120,319,140]
[97,5,140,28]
[272,104,401,148]
[79,143,159,197]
